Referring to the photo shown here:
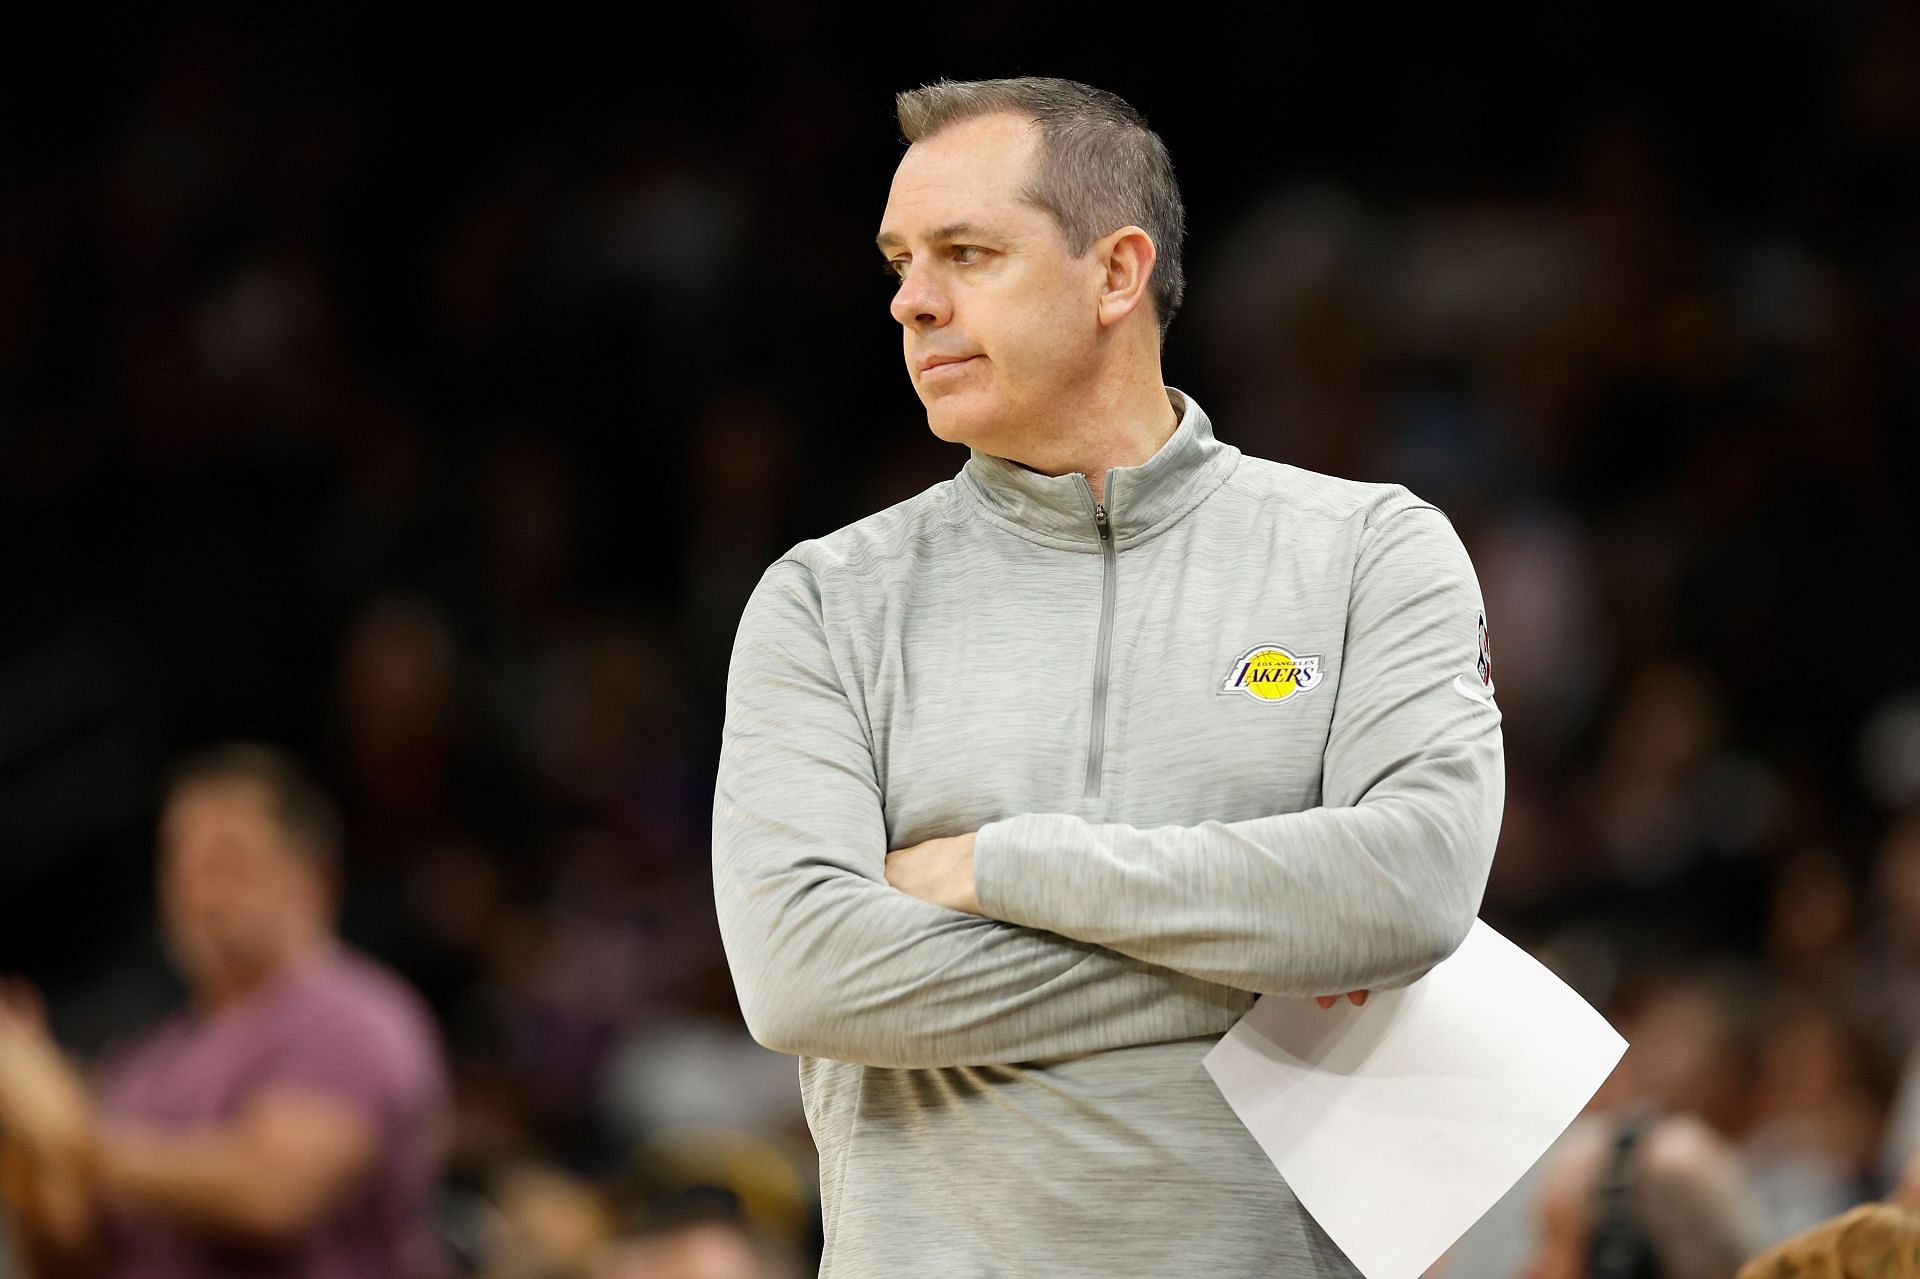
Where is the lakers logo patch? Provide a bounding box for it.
[1219,644,1324,703]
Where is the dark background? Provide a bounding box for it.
[3,3,1918,1270]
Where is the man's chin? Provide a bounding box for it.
[923,397,1005,451]
[165,937,265,991]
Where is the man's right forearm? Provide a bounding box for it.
[715,828,1252,1068]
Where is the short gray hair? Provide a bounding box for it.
[895,77,1186,342]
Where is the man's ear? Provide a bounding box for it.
[1095,226,1157,330]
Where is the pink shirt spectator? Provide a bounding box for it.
[95,943,450,1279]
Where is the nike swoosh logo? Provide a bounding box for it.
[1452,673,1498,704]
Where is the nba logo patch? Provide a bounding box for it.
[1476,611,1494,691]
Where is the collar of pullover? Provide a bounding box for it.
[957,387,1240,551]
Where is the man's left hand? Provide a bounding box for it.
[885,833,979,914]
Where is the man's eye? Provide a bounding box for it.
[952,245,984,264]
[884,258,908,280]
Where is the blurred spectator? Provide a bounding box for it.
[1887,1046,1920,1204]
[334,594,464,841]
[1734,1202,1920,1279]
[0,743,449,1278]
[1524,1113,1765,1279]
[1591,975,1757,1140]
[476,1162,614,1279]
[453,1156,802,1279]
[1866,813,1920,1057]
[593,1216,789,1279]
[1765,847,1862,1000]
[1740,996,1892,1241]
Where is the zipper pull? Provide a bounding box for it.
[1093,504,1111,541]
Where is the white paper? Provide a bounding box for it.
[1202,919,1626,1279]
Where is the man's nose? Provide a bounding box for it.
[173,879,226,917]
[889,264,950,328]
[165,864,229,912]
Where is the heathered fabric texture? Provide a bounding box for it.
[714,389,1505,1278]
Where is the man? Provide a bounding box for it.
[712,77,1504,1277]
[1523,1114,1763,1279]
[0,743,450,1278]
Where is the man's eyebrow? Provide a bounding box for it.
[874,222,1005,253]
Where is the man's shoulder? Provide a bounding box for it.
[282,947,440,1053]
[250,947,447,1103]
[1226,454,1437,532]
[767,477,964,586]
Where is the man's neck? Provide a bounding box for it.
[195,931,332,1014]
[1006,377,1181,506]
[1082,392,1179,505]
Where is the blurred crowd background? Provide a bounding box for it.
[4,5,1919,1276]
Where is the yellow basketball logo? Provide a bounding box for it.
[1219,644,1324,703]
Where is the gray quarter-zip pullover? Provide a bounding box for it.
[713,389,1505,1277]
